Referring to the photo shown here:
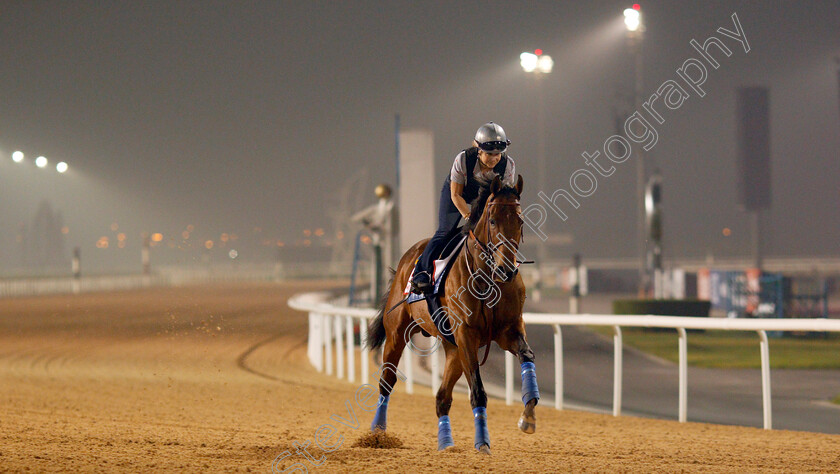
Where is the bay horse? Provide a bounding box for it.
[365,175,540,454]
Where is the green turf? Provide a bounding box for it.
[588,326,840,369]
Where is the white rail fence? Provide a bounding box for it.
[290,291,840,430]
[0,263,309,298]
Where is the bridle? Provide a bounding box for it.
[467,199,529,283]
[465,197,529,367]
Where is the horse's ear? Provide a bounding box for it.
[516,174,523,196]
[490,176,502,196]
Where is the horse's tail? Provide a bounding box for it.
[365,268,397,351]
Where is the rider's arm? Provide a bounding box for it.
[450,181,471,219]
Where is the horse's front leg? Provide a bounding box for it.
[456,329,491,454]
[434,343,462,450]
[515,333,540,434]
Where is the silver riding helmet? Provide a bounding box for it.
[474,122,511,154]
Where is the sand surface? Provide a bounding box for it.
[1,281,839,473]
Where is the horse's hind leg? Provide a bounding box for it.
[434,342,462,450]
[370,308,411,432]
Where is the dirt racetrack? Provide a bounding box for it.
[1,281,839,473]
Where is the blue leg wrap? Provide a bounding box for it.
[521,362,540,405]
[437,415,454,450]
[370,394,389,431]
[472,407,490,450]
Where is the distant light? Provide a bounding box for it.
[722,228,732,237]
[228,249,238,259]
[56,162,68,173]
[537,54,554,73]
[182,230,190,240]
[151,233,163,242]
[521,51,553,74]
[35,156,48,168]
[520,52,538,72]
[624,8,641,31]
[534,48,543,56]
[12,151,24,163]
[205,240,214,250]
[633,3,641,10]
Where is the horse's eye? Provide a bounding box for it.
[489,219,496,226]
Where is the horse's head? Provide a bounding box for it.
[472,175,525,283]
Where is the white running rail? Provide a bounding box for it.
[291,291,840,430]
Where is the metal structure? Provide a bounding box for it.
[349,184,396,305]
[520,49,553,302]
[624,5,647,294]
[645,170,662,279]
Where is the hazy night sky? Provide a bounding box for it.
[0,1,838,272]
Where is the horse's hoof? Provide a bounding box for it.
[438,440,455,451]
[518,414,536,434]
[477,444,491,455]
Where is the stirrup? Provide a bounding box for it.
[410,272,433,295]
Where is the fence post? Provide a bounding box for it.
[613,325,623,417]
[677,327,687,422]
[346,315,355,383]
[324,315,333,376]
[758,330,772,429]
[335,315,344,379]
[309,312,324,372]
[360,318,370,384]
[553,324,563,410]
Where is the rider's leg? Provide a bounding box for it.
[412,181,462,294]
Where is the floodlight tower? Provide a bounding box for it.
[624,4,648,295]
[520,49,553,301]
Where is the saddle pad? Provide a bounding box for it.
[404,234,468,301]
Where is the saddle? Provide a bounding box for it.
[404,234,467,346]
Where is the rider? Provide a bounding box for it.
[411,122,517,294]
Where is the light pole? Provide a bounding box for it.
[835,54,839,128]
[624,5,647,296]
[520,50,553,302]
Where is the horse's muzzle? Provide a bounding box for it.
[493,265,519,283]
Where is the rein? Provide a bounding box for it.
[466,200,522,367]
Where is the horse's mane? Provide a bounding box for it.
[463,185,520,234]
